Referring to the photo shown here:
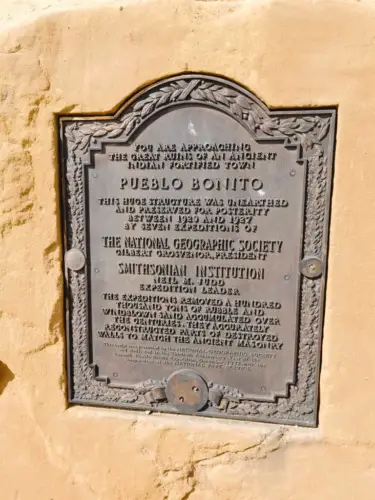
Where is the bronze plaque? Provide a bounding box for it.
[59,74,336,426]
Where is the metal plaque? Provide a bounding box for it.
[59,73,336,426]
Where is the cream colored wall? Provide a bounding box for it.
[1,0,375,498]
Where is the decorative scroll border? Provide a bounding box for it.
[59,73,336,426]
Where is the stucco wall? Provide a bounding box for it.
[1,1,375,498]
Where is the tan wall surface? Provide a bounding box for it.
[1,0,375,498]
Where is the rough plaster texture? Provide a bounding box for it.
[1,0,375,498]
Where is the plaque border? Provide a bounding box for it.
[59,73,337,426]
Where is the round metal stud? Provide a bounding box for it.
[166,370,209,412]
[65,248,86,271]
[300,256,323,279]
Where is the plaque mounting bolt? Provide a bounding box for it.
[166,370,208,412]
[300,256,323,279]
[65,248,86,271]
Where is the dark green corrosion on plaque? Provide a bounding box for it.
[59,73,337,426]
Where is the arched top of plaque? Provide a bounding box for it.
[63,73,333,166]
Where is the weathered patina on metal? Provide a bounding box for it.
[59,73,336,426]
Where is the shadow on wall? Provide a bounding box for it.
[0,361,14,395]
